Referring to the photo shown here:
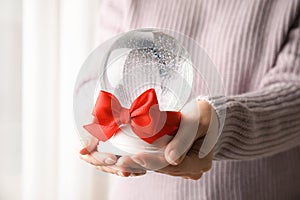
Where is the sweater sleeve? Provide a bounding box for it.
[210,13,300,160]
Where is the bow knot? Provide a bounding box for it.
[83,88,181,144]
[119,108,130,124]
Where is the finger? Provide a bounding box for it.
[116,156,145,169]
[96,165,118,175]
[131,153,169,171]
[186,149,213,172]
[80,154,103,166]
[159,151,212,175]
[91,151,118,165]
[80,136,99,155]
[188,173,203,180]
[109,165,145,177]
[189,139,214,172]
[167,173,203,180]
[96,166,131,177]
[80,151,117,166]
[199,151,213,172]
[165,100,201,165]
[157,155,193,174]
[116,156,147,173]
[130,171,147,177]
[155,168,196,178]
[186,148,213,172]
[155,169,181,177]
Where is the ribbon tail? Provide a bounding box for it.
[83,123,114,142]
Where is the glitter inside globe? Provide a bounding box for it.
[73,29,223,156]
[97,30,193,110]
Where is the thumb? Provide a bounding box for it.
[165,99,200,165]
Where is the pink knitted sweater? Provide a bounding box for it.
[96,0,300,199]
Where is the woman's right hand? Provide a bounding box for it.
[79,136,147,177]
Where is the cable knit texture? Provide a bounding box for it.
[95,0,300,199]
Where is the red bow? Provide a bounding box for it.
[83,88,181,144]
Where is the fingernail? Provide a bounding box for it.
[122,172,131,177]
[167,150,180,165]
[105,157,116,165]
[132,157,145,167]
[131,172,146,177]
[79,147,90,155]
[198,151,206,159]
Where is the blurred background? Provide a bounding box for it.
[0,0,116,199]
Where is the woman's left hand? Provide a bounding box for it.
[129,100,214,180]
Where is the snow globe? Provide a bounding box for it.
[73,28,224,159]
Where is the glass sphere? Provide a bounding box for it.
[73,29,224,156]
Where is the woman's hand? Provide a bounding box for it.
[79,100,215,179]
[129,137,213,180]
[130,100,214,180]
[79,136,147,177]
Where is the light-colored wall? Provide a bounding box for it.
[0,0,22,199]
[0,0,113,200]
